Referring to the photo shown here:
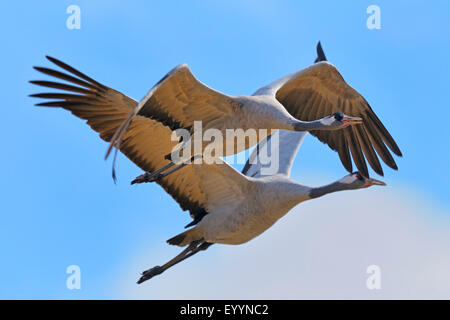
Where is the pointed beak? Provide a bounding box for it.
[341,115,363,126]
[365,177,387,187]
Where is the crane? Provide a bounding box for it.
[29,42,399,284]
[133,129,386,284]
[30,42,401,182]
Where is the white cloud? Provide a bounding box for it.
[115,186,450,299]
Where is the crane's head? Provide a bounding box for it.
[340,172,386,189]
[320,112,363,130]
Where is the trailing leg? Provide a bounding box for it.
[131,155,203,184]
[137,240,213,284]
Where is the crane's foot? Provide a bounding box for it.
[137,265,164,284]
[131,172,162,184]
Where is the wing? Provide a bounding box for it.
[242,130,307,178]
[314,41,327,63]
[106,62,242,161]
[267,61,402,177]
[30,56,249,226]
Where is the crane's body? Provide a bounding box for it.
[175,94,337,161]
[192,174,310,245]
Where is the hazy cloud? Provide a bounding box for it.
[115,187,450,299]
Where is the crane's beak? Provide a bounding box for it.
[364,177,387,187]
[342,115,363,126]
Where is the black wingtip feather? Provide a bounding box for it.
[355,125,384,176]
[365,109,403,157]
[336,130,353,173]
[45,55,106,89]
[32,66,98,90]
[362,118,399,171]
[347,127,369,178]
[29,80,92,95]
[315,41,327,63]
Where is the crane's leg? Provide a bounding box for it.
[147,162,174,178]
[131,162,175,184]
[131,155,203,184]
[137,240,213,284]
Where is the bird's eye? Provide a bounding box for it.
[353,172,364,181]
[333,112,344,121]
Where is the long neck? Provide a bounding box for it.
[292,119,330,131]
[308,181,351,199]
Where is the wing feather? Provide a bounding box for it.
[355,125,383,176]
[30,56,249,225]
[273,61,401,176]
[106,63,242,162]
[336,130,353,173]
[348,126,369,177]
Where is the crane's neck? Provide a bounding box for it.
[292,119,332,131]
[268,178,355,214]
[236,96,333,131]
[307,181,351,199]
[283,179,351,207]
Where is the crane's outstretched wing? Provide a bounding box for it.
[275,61,402,178]
[32,56,242,178]
[30,56,249,227]
[255,46,402,178]
[105,62,242,162]
[242,130,307,178]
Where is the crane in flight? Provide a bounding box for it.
[29,42,401,283]
[30,42,401,182]
[132,129,386,284]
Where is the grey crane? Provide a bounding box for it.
[30,42,401,182]
[28,42,398,284]
[133,129,386,284]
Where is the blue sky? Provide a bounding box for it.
[1,1,449,299]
